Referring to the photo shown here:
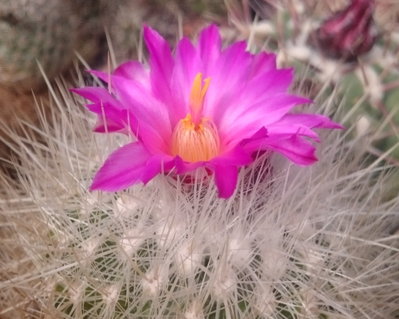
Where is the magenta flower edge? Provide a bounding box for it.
[72,24,342,198]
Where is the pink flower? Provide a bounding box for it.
[72,25,341,198]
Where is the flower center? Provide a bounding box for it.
[171,73,220,162]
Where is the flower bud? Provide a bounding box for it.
[315,0,377,62]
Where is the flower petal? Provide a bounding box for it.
[276,114,344,130]
[204,40,252,118]
[93,117,127,133]
[170,37,202,122]
[211,146,253,167]
[90,107,131,133]
[74,81,170,153]
[89,64,150,89]
[250,52,277,77]
[90,142,162,191]
[143,26,174,102]
[245,134,318,165]
[113,61,149,85]
[71,87,118,106]
[109,76,172,142]
[221,95,311,147]
[212,147,252,198]
[198,24,222,75]
[72,87,131,133]
[245,68,294,100]
[267,113,343,141]
[214,165,239,199]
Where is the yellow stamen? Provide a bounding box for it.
[171,114,220,162]
[189,73,211,121]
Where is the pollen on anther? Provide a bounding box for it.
[171,114,220,162]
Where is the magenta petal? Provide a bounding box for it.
[276,113,343,129]
[82,81,170,153]
[267,124,320,141]
[113,61,149,84]
[204,40,252,118]
[170,37,202,120]
[246,69,294,99]
[217,41,251,80]
[93,118,126,133]
[198,24,221,74]
[214,165,239,199]
[110,76,172,138]
[267,114,343,141]
[221,95,311,146]
[73,87,130,133]
[211,146,253,167]
[71,87,117,106]
[252,135,318,165]
[87,101,165,152]
[174,157,205,174]
[90,142,161,191]
[265,113,323,141]
[211,147,253,198]
[91,108,129,133]
[88,70,111,84]
[90,63,150,88]
[250,52,277,77]
[143,26,174,101]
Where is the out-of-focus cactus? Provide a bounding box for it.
[1,1,398,319]
[0,0,116,160]
[0,0,116,90]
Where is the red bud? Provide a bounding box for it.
[315,0,377,62]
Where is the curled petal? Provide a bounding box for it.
[91,107,130,134]
[245,134,318,165]
[113,61,149,84]
[267,114,343,142]
[71,87,118,106]
[276,113,343,129]
[266,135,318,165]
[267,113,343,141]
[89,63,150,89]
[90,142,162,191]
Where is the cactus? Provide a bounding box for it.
[1,1,399,318]
[0,0,115,90]
[1,43,399,319]
[0,0,118,159]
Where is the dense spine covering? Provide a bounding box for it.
[1,1,399,318]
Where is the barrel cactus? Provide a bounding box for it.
[1,18,399,319]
